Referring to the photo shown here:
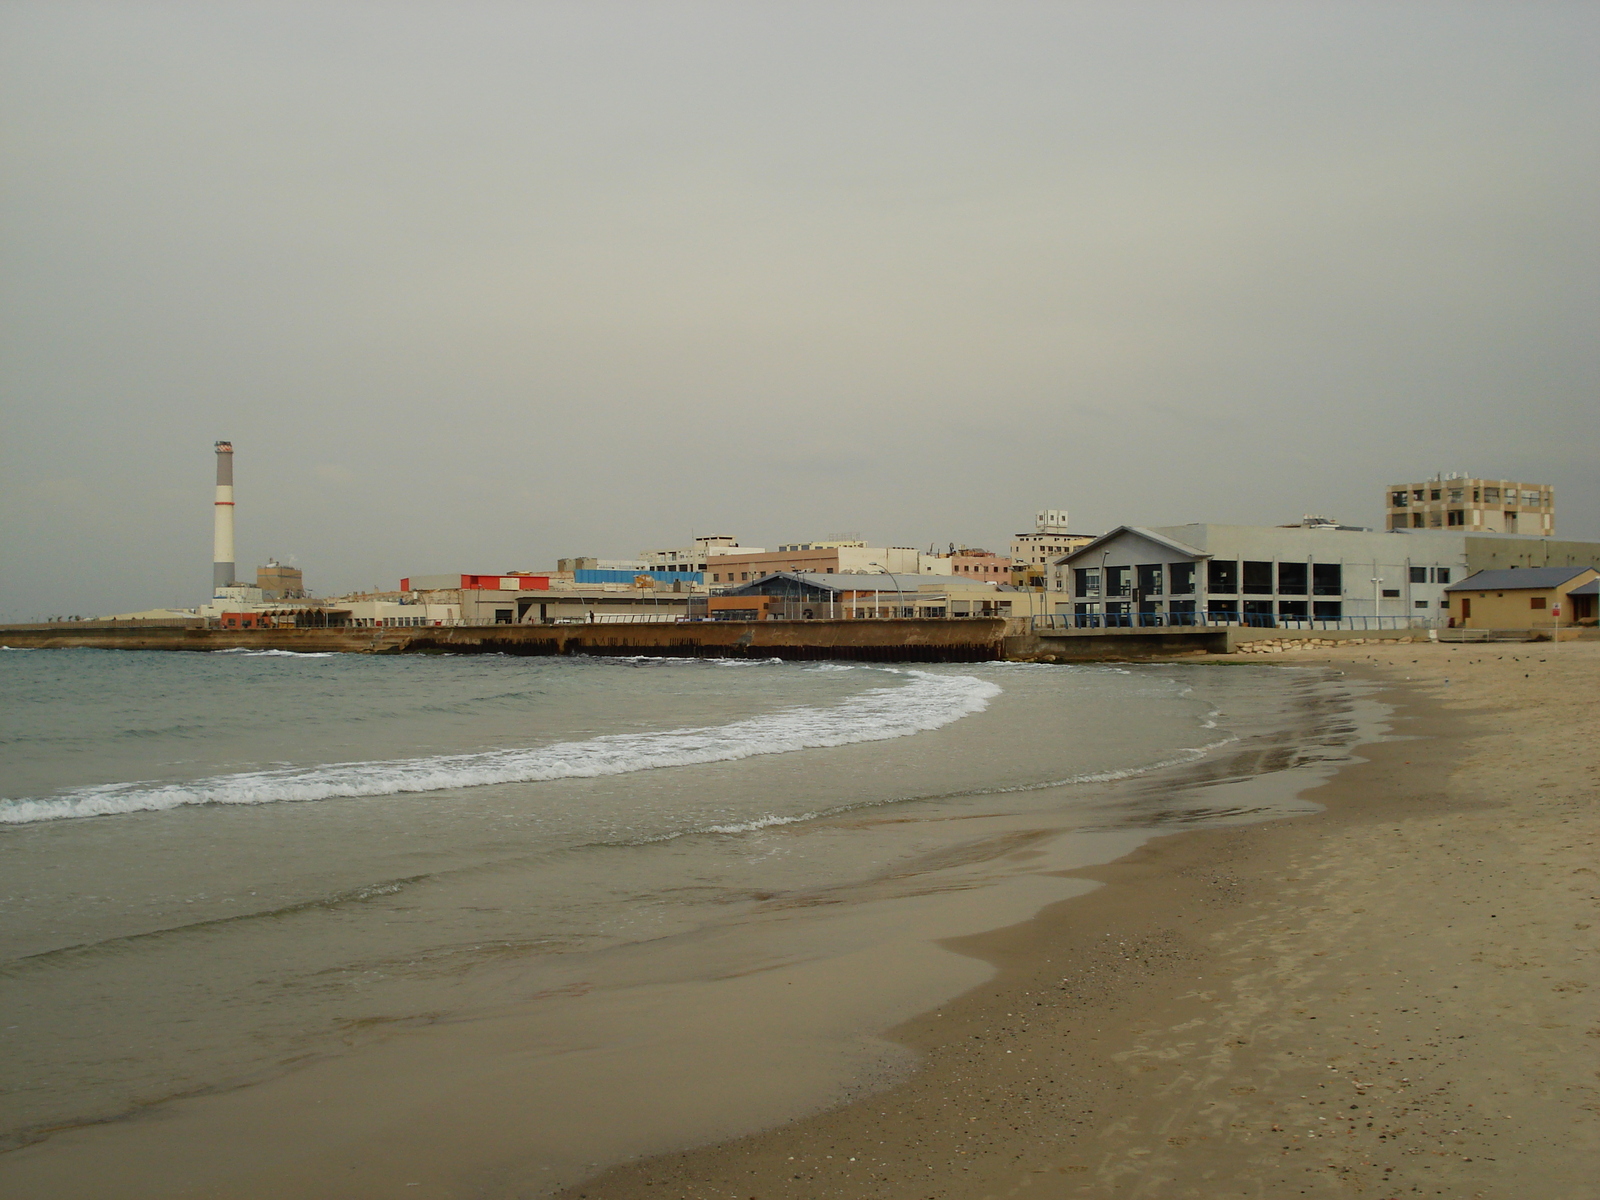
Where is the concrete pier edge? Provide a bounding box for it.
[0,618,1470,662]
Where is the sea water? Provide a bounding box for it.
[0,648,1348,1149]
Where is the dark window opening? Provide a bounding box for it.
[1277,562,1307,595]
[1313,601,1343,619]
[1433,567,1451,584]
[1409,566,1427,583]
[1382,589,1400,598]
[1168,562,1196,595]
[1168,599,1197,625]
[1278,600,1309,619]
[1243,599,1275,625]
[1136,564,1164,596]
[1530,596,1547,610]
[1312,563,1342,596]
[1446,510,1465,526]
[1242,561,1273,594]
[1208,560,1238,594]
[493,609,514,624]
[1206,599,1239,617]
[1106,566,1131,597]
[1074,567,1100,596]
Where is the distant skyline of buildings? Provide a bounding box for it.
[62,446,1589,630]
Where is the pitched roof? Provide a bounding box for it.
[1566,577,1600,596]
[1049,526,1208,567]
[719,571,922,596]
[1444,566,1595,592]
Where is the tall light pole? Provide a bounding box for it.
[868,561,904,619]
[1371,576,1383,625]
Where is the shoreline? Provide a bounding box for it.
[560,643,1598,1199]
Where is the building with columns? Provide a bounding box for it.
[1046,524,1472,626]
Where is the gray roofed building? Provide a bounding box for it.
[718,571,890,596]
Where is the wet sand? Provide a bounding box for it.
[561,641,1600,1199]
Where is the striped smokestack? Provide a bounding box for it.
[213,440,236,591]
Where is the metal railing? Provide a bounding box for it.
[1031,612,1441,633]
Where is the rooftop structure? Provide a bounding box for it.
[256,561,306,600]
[639,536,765,572]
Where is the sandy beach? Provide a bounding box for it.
[563,641,1600,1200]
[0,643,1593,1199]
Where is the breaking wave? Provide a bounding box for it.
[0,670,1000,825]
[212,649,337,658]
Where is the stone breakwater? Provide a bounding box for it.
[1230,635,1424,654]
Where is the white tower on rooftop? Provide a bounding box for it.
[1035,509,1070,535]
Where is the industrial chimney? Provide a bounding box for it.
[213,441,236,591]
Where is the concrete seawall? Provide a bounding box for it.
[1,619,1436,661]
[0,619,1012,662]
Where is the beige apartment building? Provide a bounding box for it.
[1387,475,1553,535]
[703,542,920,586]
[919,548,1013,579]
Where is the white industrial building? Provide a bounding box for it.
[1046,524,1472,626]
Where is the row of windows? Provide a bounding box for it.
[1408,566,1453,583]
[1068,600,1346,624]
[1389,510,1540,530]
[1069,561,1349,598]
[1391,487,1549,507]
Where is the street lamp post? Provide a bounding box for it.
[868,561,905,619]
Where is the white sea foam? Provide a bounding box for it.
[213,649,337,658]
[0,670,1001,825]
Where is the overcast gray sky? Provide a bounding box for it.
[2,2,1595,618]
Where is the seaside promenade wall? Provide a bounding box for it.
[0,619,1012,662]
[3,619,1503,661]
[1,619,1465,661]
